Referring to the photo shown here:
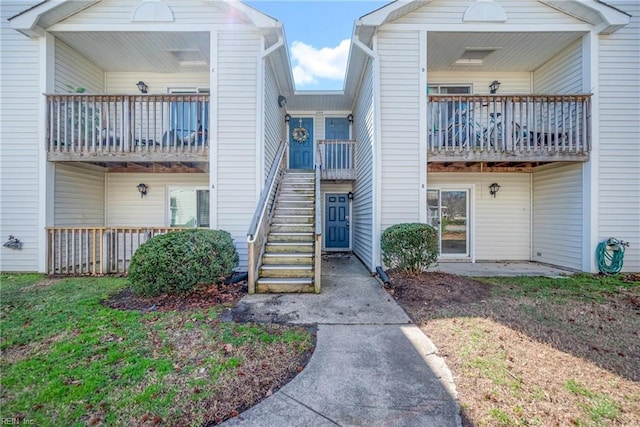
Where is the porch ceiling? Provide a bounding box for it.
[428,31,584,72]
[53,31,211,73]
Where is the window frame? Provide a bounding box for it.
[167,186,210,228]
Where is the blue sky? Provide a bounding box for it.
[244,1,390,91]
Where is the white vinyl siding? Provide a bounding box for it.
[215,30,262,268]
[106,72,209,94]
[378,29,422,230]
[54,164,105,226]
[352,60,376,271]
[105,174,208,226]
[597,1,640,272]
[532,163,583,270]
[394,0,587,28]
[533,39,583,93]
[52,0,251,28]
[427,71,531,94]
[263,61,284,178]
[55,39,104,93]
[0,2,41,272]
[429,173,531,260]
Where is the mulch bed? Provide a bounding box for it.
[385,270,492,319]
[103,281,247,312]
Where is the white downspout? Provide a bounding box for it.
[353,30,382,272]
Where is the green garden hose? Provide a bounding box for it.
[596,238,627,274]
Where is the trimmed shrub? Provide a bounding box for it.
[128,229,238,297]
[381,223,439,275]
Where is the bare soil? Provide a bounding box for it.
[387,271,640,427]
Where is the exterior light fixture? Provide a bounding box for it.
[489,80,501,94]
[284,113,291,123]
[489,182,501,198]
[136,81,148,93]
[278,95,287,108]
[137,183,148,198]
[2,235,22,250]
[348,191,354,200]
[348,114,354,123]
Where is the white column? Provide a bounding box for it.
[38,33,55,273]
[582,31,599,273]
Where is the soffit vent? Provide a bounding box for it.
[454,48,499,65]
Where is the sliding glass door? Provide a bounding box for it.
[427,189,470,256]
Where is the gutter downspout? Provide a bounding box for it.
[352,28,382,272]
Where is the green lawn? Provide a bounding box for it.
[1,274,312,426]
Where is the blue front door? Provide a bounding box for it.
[289,117,314,169]
[325,193,350,249]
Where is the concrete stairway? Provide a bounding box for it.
[257,170,317,293]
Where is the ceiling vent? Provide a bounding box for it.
[165,49,208,68]
[454,48,499,65]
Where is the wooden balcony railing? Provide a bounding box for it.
[316,139,356,180]
[427,94,591,161]
[46,226,189,275]
[46,94,209,160]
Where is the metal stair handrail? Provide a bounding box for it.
[247,139,288,293]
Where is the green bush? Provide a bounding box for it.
[128,229,238,297]
[381,223,439,275]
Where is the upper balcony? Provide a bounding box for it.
[428,94,591,163]
[316,139,356,181]
[46,93,209,163]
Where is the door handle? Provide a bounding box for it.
[345,215,350,228]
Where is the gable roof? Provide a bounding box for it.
[9,0,281,37]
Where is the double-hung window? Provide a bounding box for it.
[169,188,209,228]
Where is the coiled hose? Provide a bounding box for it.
[596,238,627,274]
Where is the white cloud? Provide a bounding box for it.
[290,39,350,88]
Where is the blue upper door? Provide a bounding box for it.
[325,193,350,249]
[289,117,314,169]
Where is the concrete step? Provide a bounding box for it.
[256,277,315,293]
[265,242,314,253]
[267,232,315,243]
[270,223,315,233]
[272,215,314,224]
[260,264,314,278]
[262,252,314,265]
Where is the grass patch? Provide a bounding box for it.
[1,273,313,425]
[478,273,638,302]
[389,272,640,427]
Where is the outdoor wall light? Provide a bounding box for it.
[489,182,501,198]
[278,95,287,108]
[3,235,22,250]
[136,81,148,93]
[348,114,354,123]
[489,80,501,94]
[137,183,148,198]
[348,191,354,200]
[284,113,291,123]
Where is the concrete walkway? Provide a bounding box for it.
[222,254,460,427]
